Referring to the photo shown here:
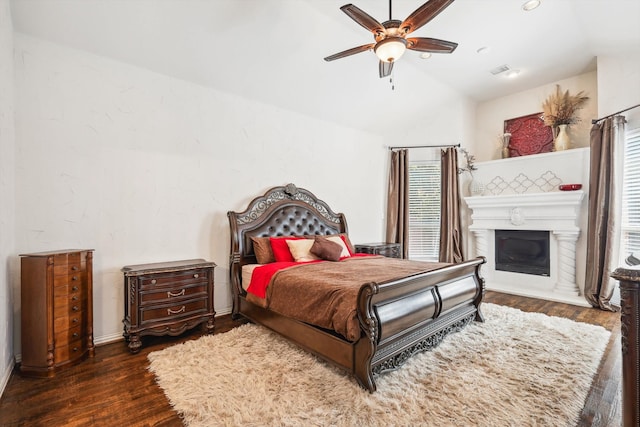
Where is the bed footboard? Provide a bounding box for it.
[355,257,486,392]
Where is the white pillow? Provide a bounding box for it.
[286,239,321,262]
[325,235,351,258]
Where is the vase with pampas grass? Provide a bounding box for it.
[542,85,589,151]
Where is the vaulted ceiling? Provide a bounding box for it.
[10,0,640,135]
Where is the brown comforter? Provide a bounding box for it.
[246,256,449,342]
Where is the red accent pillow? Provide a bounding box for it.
[269,237,305,262]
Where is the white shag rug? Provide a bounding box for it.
[147,303,611,427]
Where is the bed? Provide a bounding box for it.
[227,183,486,392]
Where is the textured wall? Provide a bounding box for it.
[0,0,16,396]
[12,33,387,351]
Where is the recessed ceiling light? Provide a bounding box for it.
[476,46,490,54]
[522,0,541,11]
[505,69,521,78]
[419,52,432,59]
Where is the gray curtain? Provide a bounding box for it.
[585,115,626,311]
[386,149,409,258]
[439,147,464,263]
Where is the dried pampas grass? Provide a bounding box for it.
[542,84,589,126]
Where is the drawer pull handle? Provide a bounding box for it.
[72,296,78,301]
[151,279,157,285]
[72,266,79,271]
[72,286,79,291]
[72,306,79,312]
[167,306,185,315]
[167,289,185,298]
[72,318,79,324]
[73,347,79,352]
[73,332,79,338]
[193,273,199,279]
[72,276,78,281]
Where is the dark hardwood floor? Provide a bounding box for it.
[0,291,621,427]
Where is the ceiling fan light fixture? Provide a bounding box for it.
[374,37,407,63]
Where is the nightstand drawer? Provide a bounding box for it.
[140,298,208,323]
[139,269,209,289]
[140,283,207,305]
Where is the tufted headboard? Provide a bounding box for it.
[227,184,348,306]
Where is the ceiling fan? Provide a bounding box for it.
[324,0,458,78]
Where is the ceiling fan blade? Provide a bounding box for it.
[340,4,385,35]
[401,0,455,35]
[379,61,393,78]
[324,43,375,62]
[407,37,458,53]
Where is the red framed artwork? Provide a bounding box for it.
[504,112,553,157]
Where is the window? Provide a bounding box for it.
[621,128,640,260]
[408,158,441,261]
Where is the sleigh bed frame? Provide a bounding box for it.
[227,183,485,392]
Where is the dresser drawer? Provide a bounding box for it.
[54,339,85,363]
[53,272,83,287]
[54,284,84,310]
[55,325,84,347]
[54,313,83,332]
[53,253,82,276]
[140,298,207,324]
[139,269,209,289]
[140,283,207,305]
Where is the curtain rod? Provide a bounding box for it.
[388,143,460,150]
[591,103,640,124]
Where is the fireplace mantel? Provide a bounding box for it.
[466,191,584,232]
[464,190,588,306]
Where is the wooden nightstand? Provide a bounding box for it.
[122,259,216,353]
[354,242,401,259]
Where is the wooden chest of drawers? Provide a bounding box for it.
[19,249,95,377]
[122,259,216,353]
[354,242,402,258]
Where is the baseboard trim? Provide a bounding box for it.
[94,306,232,346]
[0,355,15,400]
[12,306,235,365]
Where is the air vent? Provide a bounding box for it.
[490,64,511,75]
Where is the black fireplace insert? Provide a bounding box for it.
[495,230,550,276]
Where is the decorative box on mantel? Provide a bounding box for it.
[463,148,590,307]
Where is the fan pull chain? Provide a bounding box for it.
[389,67,396,91]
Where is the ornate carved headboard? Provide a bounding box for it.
[227,184,348,305]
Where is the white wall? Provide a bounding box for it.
[0,0,16,396]
[473,71,598,162]
[596,54,640,130]
[12,33,388,352]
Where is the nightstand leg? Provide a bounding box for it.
[128,334,142,354]
[205,316,215,334]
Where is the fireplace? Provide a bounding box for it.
[464,188,587,306]
[495,230,550,276]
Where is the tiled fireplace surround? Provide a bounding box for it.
[464,148,590,307]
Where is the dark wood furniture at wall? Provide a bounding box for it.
[122,259,216,353]
[19,249,95,377]
[228,183,485,392]
[354,242,401,258]
[611,266,640,427]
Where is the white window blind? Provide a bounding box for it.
[621,128,640,259]
[408,160,441,261]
